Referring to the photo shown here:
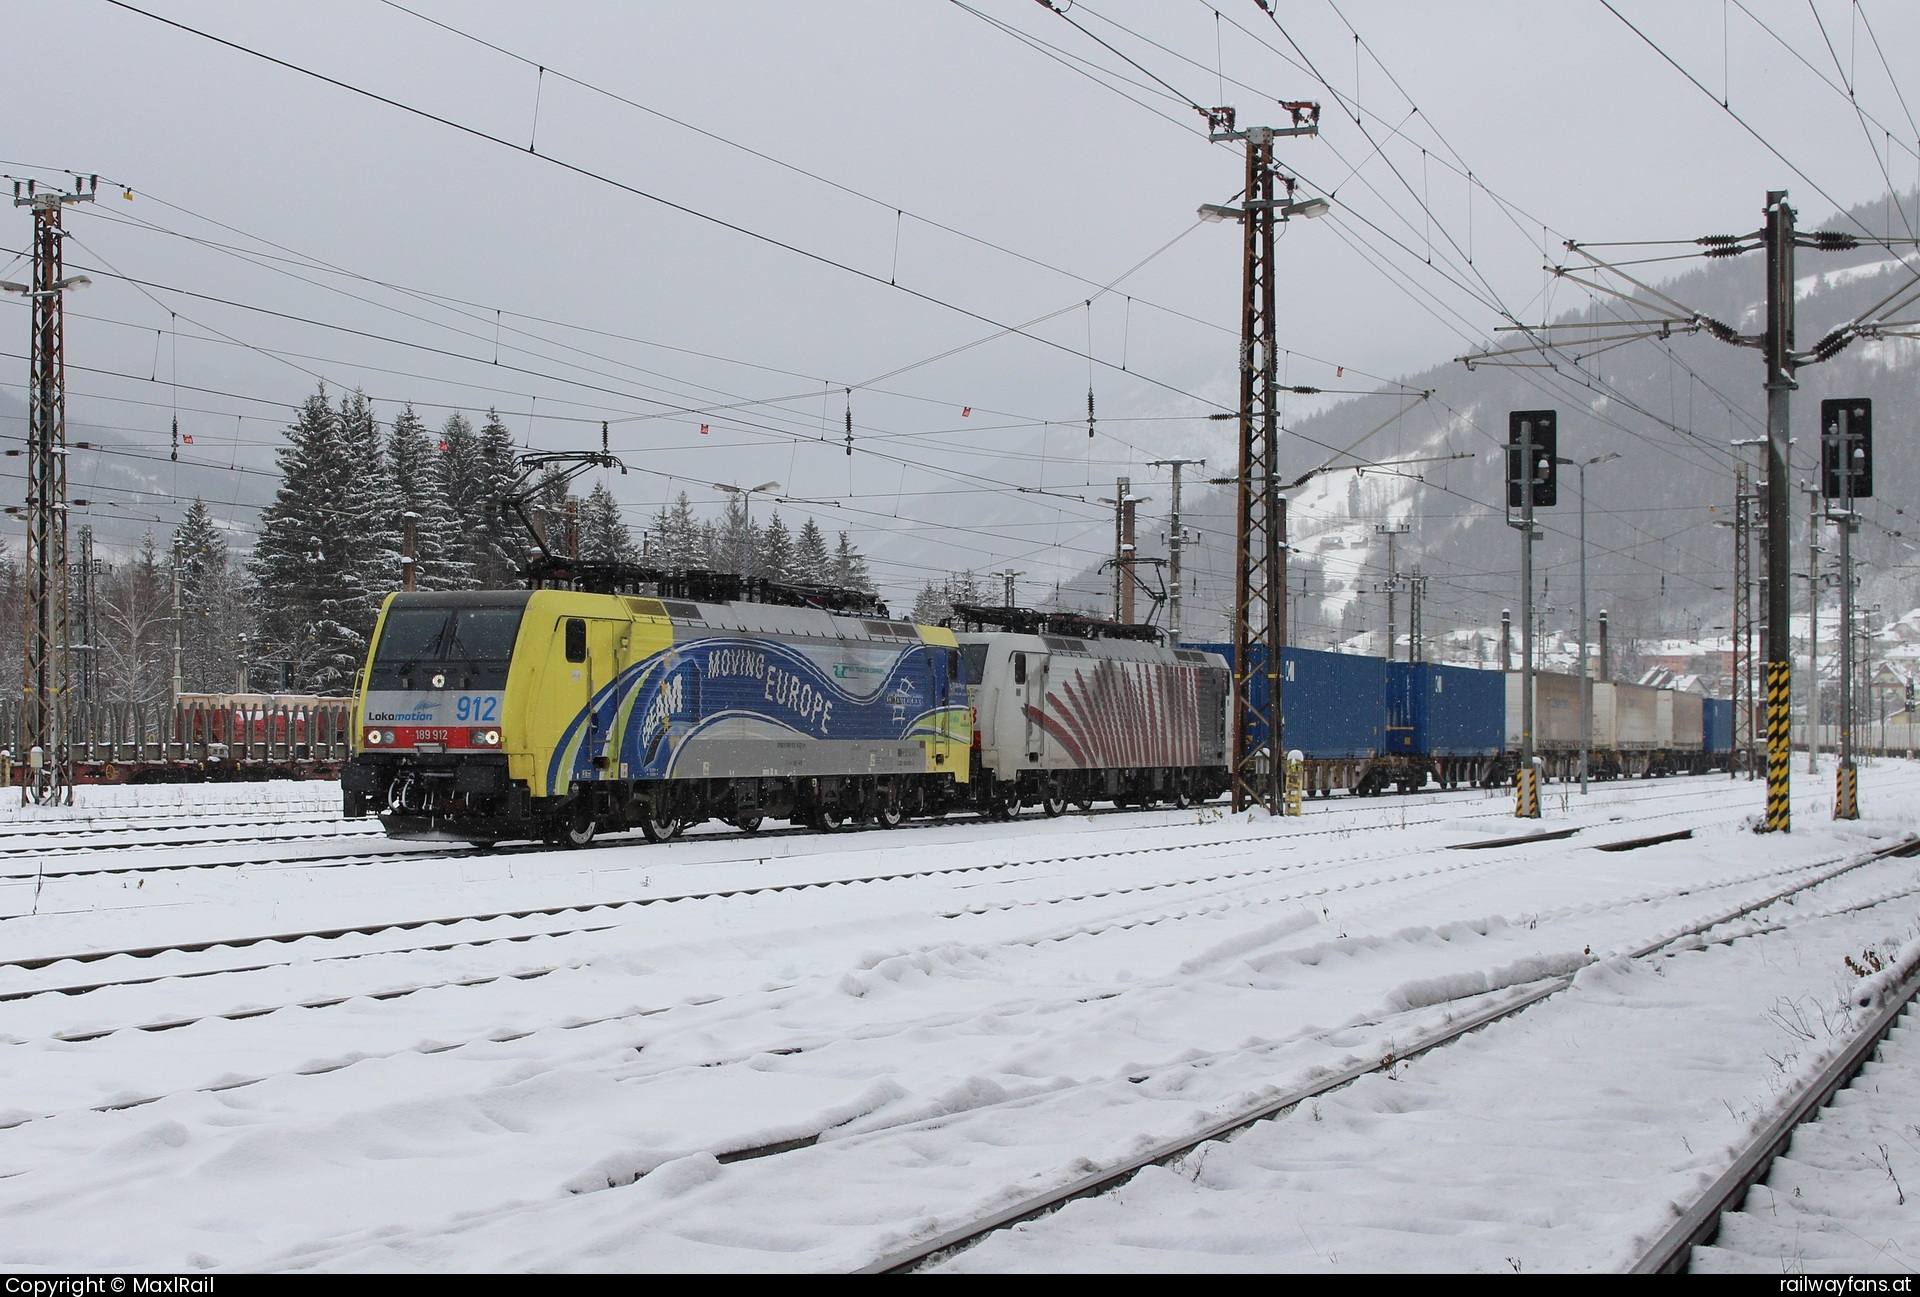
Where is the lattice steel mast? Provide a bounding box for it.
[1201,105,1320,814]
[10,177,95,804]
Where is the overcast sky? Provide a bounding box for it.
[5,0,1917,606]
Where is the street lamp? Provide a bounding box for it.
[713,480,781,584]
[1196,196,1331,224]
[0,275,89,297]
[1559,451,1620,794]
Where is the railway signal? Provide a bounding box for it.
[1507,411,1558,819]
[1821,398,1870,820]
[1821,398,1872,501]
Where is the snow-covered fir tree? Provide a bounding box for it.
[579,481,641,565]
[247,387,383,693]
[792,518,831,585]
[470,410,528,586]
[171,499,242,693]
[336,390,404,628]
[387,404,472,590]
[830,531,873,593]
[711,493,756,578]
[437,412,492,582]
[646,492,705,571]
[759,511,794,582]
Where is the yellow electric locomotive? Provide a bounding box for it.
[343,588,972,846]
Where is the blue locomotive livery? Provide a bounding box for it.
[549,632,966,791]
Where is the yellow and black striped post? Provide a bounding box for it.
[1515,764,1541,819]
[1764,662,1792,832]
[1835,764,1859,820]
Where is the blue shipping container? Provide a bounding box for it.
[1404,662,1505,756]
[1385,661,1417,754]
[1184,642,1385,758]
[1702,697,1733,754]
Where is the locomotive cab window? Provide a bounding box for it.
[959,643,988,687]
[564,618,588,663]
[1012,652,1026,685]
[447,608,524,665]
[372,608,450,667]
[947,649,959,681]
[367,600,526,690]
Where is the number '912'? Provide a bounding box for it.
[455,696,499,722]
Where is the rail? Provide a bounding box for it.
[1631,952,1920,1273]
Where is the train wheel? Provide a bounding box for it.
[811,805,844,833]
[639,812,678,843]
[1072,795,1094,812]
[564,815,597,849]
[731,813,763,834]
[1174,782,1192,809]
[877,798,905,830]
[1042,789,1067,817]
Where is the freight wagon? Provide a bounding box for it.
[1199,642,1734,793]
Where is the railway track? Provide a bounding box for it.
[0,778,1730,985]
[3,769,1910,1271]
[1632,935,1920,1273]
[0,773,1745,892]
[842,834,1920,1273]
[0,789,1815,1132]
[165,819,1918,1274]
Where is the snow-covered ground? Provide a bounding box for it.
[1696,1004,1920,1273]
[1,766,1917,1272]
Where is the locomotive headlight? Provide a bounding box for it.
[365,728,383,746]
[474,729,502,747]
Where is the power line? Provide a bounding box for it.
[97,0,1239,419]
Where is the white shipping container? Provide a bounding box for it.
[1504,671,1585,751]
[1590,682,1618,750]
[1669,690,1703,752]
[1615,683,1659,750]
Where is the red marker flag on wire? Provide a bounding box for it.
[437,440,449,451]
[181,433,194,444]
[961,407,971,417]
[700,423,710,434]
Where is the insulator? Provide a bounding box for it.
[1811,330,1856,363]
[1811,231,1859,250]
[1087,387,1096,438]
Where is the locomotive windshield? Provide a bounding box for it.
[959,643,988,688]
[369,601,527,689]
